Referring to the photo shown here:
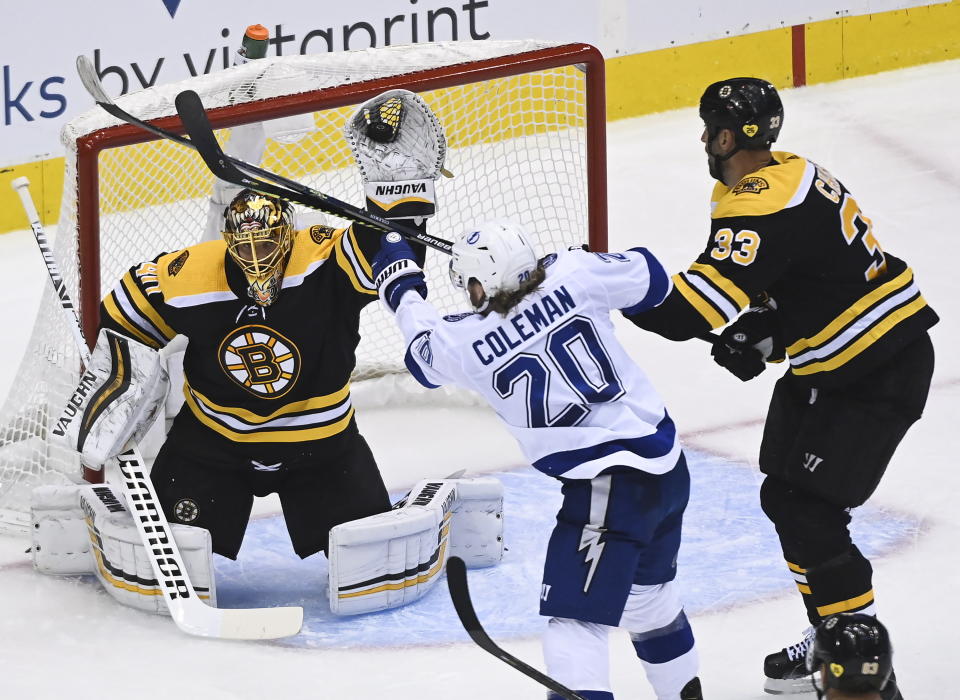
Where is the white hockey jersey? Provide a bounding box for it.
[393,247,681,480]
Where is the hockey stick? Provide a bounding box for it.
[445,556,588,700]
[74,55,450,254]
[11,177,303,640]
[172,89,453,253]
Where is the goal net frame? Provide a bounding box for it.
[0,39,607,533]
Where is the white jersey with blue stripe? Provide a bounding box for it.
[393,246,680,479]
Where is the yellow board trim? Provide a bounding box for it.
[673,273,726,329]
[5,4,960,236]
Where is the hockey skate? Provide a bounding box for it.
[763,627,816,694]
[680,676,704,699]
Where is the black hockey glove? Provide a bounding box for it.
[711,305,785,382]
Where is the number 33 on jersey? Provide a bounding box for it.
[637,151,937,387]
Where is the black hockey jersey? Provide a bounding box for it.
[630,152,938,388]
[99,222,382,457]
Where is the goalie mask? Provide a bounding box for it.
[449,219,538,311]
[223,190,296,307]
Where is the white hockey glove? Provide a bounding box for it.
[344,89,448,221]
[31,483,216,615]
[55,328,170,469]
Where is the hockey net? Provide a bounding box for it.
[0,40,606,532]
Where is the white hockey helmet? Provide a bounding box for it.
[449,219,538,308]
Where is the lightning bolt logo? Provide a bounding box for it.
[578,526,606,593]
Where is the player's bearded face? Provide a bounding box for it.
[703,125,732,182]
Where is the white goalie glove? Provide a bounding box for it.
[344,89,448,221]
[54,328,170,468]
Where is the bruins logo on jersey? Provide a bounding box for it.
[219,325,301,398]
[732,176,770,195]
[167,250,189,276]
[309,224,336,244]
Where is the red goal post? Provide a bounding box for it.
[0,39,606,530]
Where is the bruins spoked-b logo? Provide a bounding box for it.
[219,325,301,398]
[174,498,199,523]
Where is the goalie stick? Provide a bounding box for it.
[445,556,588,700]
[74,55,451,254]
[11,176,303,641]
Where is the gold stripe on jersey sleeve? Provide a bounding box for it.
[335,228,377,296]
[102,293,161,349]
[121,274,176,342]
[711,152,808,219]
[688,262,751,310]
[187,381,351,423]
[673,273,726,329]
[786,561,807,574]
[184,393,356,443]
[817,590,874,617]
[786,269,914,356]
[348,225,374,278]
[790,296,928,376]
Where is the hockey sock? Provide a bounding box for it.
[806,546,876,619]
[785,559,822,626]
[548,692,613,700]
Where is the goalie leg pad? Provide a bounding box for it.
[328,479,456,616]
[327,476,504,615]
[31,483,216,615]
[55,328,170,468]
[448,477,504,568]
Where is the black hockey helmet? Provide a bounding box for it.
[806,614,893,694]
[699,77,783,149]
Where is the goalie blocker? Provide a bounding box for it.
[329,476,503,615]
[54,328,172,468]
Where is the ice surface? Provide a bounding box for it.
[1,59,958,699]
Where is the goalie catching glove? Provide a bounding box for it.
[55,328,170,467]
[344,89,448,221]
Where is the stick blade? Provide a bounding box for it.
[446,555,483,638]
[173,599,304,640]
[76,55,111,105]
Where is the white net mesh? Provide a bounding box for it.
[0,40,602,530]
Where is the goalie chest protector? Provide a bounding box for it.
[98,223,381,457]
